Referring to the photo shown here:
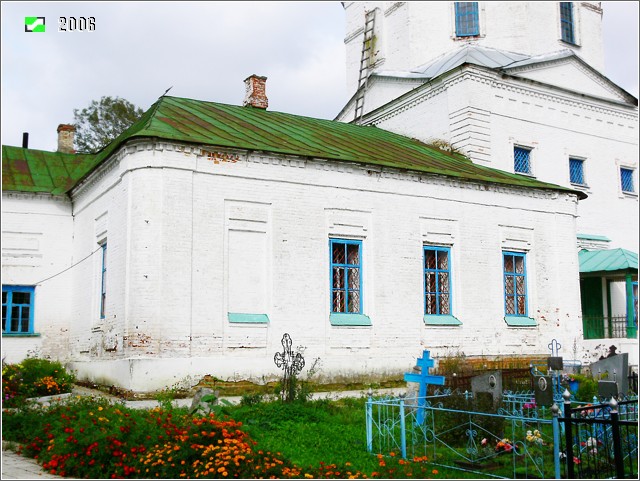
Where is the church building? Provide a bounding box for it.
[2,2,636,392]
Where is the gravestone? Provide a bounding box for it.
[590,352,629,395]
[598,380,618,398]
[471,370,502,407]
[533,375,554,406]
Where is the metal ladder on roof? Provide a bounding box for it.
[354,9,376,124]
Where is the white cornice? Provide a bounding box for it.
[362,66,638,126]
[1,191,71,204]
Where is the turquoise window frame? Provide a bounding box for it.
[503,251,528,317]
[633,281,638,325]
[423,246,452,316]
[330,238,363,314]
[2,285,36,335]
[455,2,479,37]
[100,243,107,319]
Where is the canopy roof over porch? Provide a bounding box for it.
[579,248,638,274]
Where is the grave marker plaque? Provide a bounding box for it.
[590,352,628,395]
[547,357,563,370]
[598,380,618,398]
[534,375,554,406]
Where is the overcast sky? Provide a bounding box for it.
[1,1,638,152]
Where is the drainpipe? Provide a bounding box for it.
[626,273,637,339]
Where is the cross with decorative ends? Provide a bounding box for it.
[404,350,446,424]
[274,333,305,401]
[548,339,562,357]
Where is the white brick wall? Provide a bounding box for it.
[59,142,584,391]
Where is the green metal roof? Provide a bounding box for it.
[579,248,638,273]
[577,233,611,242]
[2,95,586,199]
[1,145,96,195]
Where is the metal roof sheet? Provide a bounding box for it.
[3,95,584,199]
[579,248,638,273]
[1,145,96,195]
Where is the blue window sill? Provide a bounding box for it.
[2,332,40,337]
[504,316,537,327]
[424,315,462,326]
[330,313,372,327]
[228,313,269,324]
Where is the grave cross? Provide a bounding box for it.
[404,350,446,423]
[274,333,305,401]
[548,339,562,357]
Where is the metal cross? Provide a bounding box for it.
[548,339,562,357]
[274,333,305,401]
[404,350,445,423]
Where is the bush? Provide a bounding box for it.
[2,358,75,407]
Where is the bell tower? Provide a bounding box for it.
[343,2,605,95]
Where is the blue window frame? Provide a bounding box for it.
[455,2,479,37]
[424,246,451,315]
[2,285,35,334]
[633,281,638,325]
[330,239,362,314]
[503,252,527,316]
[621,168,635,193]
[569,158,585,185]
[560,2,575,44]
[514,146,532,174]
[100,243,107,319]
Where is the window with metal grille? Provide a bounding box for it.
[621,168,635,193]
[560,2,575,44]
[503,252,527,316]
[569,158,585,185]
[330,239,362,314]
[633,281,638,324]
[455,2,479,37]
[514,146,532,174]
[424,246,451,315]
[100,243,107,319]
[2,286,35,334]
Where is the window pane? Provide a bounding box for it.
[437,251,449,270]
[348,291,360,313]
[347,244,360,265]
[569,158,584,185]
[516,276,526,295]
[2,291,6,303]
[560,2,574,43]
[426,272,436,292]
[515,256,524,274]
[438,272,449,293]
[514,147,531,174]
[517,296,526,315]
[439,294,450,314]
[348,268,360,290]
[332,291,345,313]
[426,294,437,314]
[2,305,6,331]
[332,243,345,264]
[505,297,515,315]
[504,255,514,273]
[621,168,635,193]
[12,292,31,304]
[505,276,514,295]
[425,250,436,269]
[333,267,344,288]
[11,306,20,332]
[21,307,30,332]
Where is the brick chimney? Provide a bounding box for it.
[243,75,268,109]
[57,124,76,153]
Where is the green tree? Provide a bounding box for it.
[73,96,144,153]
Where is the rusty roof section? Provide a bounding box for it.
[2,145,96,195]
[3,95,585,199]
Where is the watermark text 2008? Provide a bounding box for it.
[59,17,95,32]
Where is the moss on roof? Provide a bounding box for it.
[3,95,585,199]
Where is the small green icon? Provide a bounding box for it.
[25,17,45,32]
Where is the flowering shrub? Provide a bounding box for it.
[2,358,75,407]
